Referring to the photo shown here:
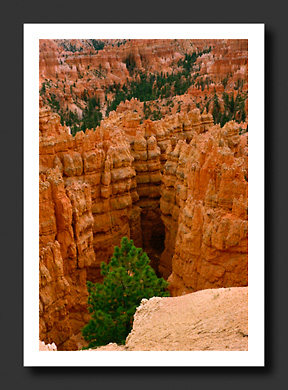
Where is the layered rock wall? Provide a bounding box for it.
[39,103,248,349]
[39,105,139,349]
[161,121,248,295]
[39,171,92,350]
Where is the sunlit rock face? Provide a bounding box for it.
[162,120,248,295]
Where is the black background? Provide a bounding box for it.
[2,1,287,388]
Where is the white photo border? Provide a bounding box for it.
[23,23,265,367]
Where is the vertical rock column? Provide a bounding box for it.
[131,129,164,272]
[159,140,189,279]
[167,121,248,296]
[39,168,94,350]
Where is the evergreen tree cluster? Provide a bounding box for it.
[60,42,83,53]
[82,237,169,349]
[124,54,136,76]
[105,66,200,118]
[80,96,102,132]
[60,109,79,134]
[47,93,60,111]
[90,39,105,51]
[212,91,247,127]
[104,49,212,117]
[41,43,247,135]
[42,48,213,126]
[56,96,102,136]
[177,47,211,73]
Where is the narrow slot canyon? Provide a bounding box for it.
[39,104,248,350]
[138,207,166,278]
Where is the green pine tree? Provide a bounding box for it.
[82,237,169,348]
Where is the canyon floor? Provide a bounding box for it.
[80,286,248,352]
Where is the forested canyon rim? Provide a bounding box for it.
[39,39,248,350]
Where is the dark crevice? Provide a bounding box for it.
[139,209,166,278]
[150,231,165,253]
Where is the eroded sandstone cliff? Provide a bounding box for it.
[161,121,248,295]
[39,102,138,349]
[39,97,247,350]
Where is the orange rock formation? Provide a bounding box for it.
[39,102,247,349]
[161,120,248,295]
[39,104,137,349]
[39,39,248,122]
[39,39,248,350]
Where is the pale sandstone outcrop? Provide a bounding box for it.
[83,287,248,351]
[125,287,248,351]
[39,340,57,351]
